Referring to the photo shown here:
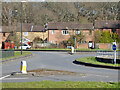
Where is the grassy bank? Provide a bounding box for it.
[2,81,119,88]
[76,57,120,67]
[2,51,32,61]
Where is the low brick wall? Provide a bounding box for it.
[78,43,88,49]
[96,43,119,49]
[96,43,111,49]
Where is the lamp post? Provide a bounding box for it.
[15,9,18,49]
[21,2,23,55]
[43,23,48,43]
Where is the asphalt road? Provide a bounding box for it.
[1,51,119,82]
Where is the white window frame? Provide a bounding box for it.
[62,30,69,35]
[24,32,28,36]
[51,30,55,35]
[50,40,55,44]
[76,30,80,34]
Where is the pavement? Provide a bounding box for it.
[1,51,119,82]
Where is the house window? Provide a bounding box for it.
[50,40,55,44]
[76,30,80,34]
[62,30,69,35]
[51,30,55,35]
[24,32,28,36]
[3,33,5,37]
[89,30,92,35]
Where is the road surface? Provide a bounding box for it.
[1,51,119,82]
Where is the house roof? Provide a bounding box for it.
[47,22,93,30]
[95,20,120,29]
[1,23,44,33]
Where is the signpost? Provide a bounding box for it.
[112,44,116,64]
[73,37,76,53]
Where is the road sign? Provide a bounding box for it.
[73,37,75,39]
[112,44,116,51]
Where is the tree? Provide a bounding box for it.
[94,30,120,43]
[67,32,85,46]
[94,30,102,43]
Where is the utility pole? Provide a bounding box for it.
[21,2,23,55]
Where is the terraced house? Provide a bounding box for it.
[94,20,120,36]
[1,20,119,49]
[47,22,94,44]
[1,23,48,49]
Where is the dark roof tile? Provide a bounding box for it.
[95,20,120,29]
[47,22,93,30]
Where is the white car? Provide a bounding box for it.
[19,44,31,49]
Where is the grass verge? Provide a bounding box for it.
[76,57,120,67]
[28,48,113,51]
[2,81,119,88]
[1,51,32,61]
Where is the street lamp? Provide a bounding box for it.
[15,9,18,49]
[21,2,23,55]
[21,0,27,55]
[43,23,48,43]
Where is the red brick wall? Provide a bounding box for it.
[78,43,88,49]
[78,43,113,49]
[48,30,75,44]
[97,43,110,49]
[48,30,94,44]
[82,30,94,42]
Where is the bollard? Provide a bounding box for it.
[71,46,74,54]
[20,61,27,74]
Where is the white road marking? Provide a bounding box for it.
[0,75,11,80]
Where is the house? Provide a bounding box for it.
[47,22,94,45]
[1,23,48,49]
[0,26,13,49]
[94,20,120,36]
[94,20,120,49]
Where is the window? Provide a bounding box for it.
[89,30,92,35]
[3,33,5,37]
[24,32,28,36]
[50,40,55,44]
[62,30,69,35]
[23,44,27,46]
[76,30,80,34]
[51,30,55,35]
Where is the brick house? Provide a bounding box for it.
[47,22,94,45]
[94,20,120,49]
[1,23,48,49]
[94,20,120,36]
[0,26,12,49]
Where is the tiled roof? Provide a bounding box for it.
[47,22,93,30]
[95,20,120,29]
[1,23,44,33]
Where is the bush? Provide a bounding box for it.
[94,30,120,43]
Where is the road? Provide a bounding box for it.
[1,51,119,82]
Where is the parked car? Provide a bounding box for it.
[19,43,31,49]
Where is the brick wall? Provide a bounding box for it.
[78,43,119,49]
[48,30,94,44]
[78,43,88,49]
[96,43,111,49]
